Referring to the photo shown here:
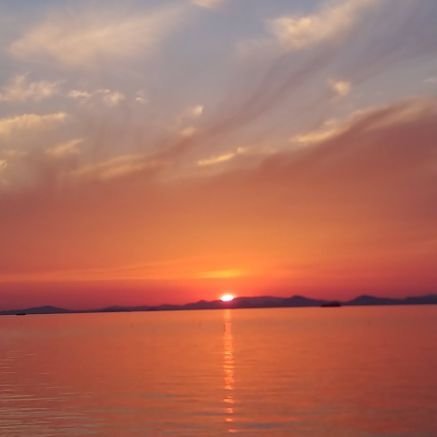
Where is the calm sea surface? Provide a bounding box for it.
[1,306,436,436]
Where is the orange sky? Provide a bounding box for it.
[1,0,437,309]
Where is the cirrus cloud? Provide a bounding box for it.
[9,5,186,68]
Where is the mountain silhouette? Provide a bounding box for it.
[1,294,436,316]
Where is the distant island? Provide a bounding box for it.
[1,294,437,316]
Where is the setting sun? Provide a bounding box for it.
[220,293,235,302]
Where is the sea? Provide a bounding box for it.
[1,306,436,436]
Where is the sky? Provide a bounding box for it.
[0,0,437,309]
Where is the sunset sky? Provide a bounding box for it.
[1,0,437,309]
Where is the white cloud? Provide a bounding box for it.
[10,5,185,67]
[0,74,59,102]
[45,138,83,158]
[0,159,7,171]
[0,113,67,139]
[329,79,352,97]
[269,0,378,51]
[67,89,92,100]
[67,88,125,107]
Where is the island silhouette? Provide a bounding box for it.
[1,294,436,316]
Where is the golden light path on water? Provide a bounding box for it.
[223,309,236,433]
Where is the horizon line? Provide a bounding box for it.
[1,292,437,315]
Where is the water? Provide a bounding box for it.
[1,306,436,436]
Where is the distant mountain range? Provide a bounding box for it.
[1,294,437,316]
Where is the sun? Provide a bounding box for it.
[220,293,235,302]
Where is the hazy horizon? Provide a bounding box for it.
[1,290,436,313]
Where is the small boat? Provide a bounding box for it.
[15,312,27,316]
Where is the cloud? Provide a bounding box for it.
[197,147,246,167]
[292,119,346,146]
[269,0,379,50]
[1,98,437,303]
[425,77,437,84]
[179,126,198,138]
[197,151,236,167]
[135,90,148,105]
[67,88,125,107]
[67,89,92,100]
[0,74,60,102]
[174,104,205,138]
[45,138,83,159]
[193,0,224,9]
[99,89,126,107]
[10,5,185,67]
[70,154,161,182]
[0,112,67,139]
[230,1,434,140]
[178,104,205,121]
[292,98,436,146]
[190,105,204,117]
[329,79,351,96]
[363,98,435,131]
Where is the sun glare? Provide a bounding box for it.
[220,293,235,302]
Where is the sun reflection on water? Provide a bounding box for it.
[223,309,236,433]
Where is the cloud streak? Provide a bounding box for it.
[10,5,186,67]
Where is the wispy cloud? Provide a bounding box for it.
[0,112,67,139]
[197,147,246,167]
[292,119,346,146]
[67,90,92,100]
[70,154,161,182]
[190,105,204,117]
[292,98,436,147]
[269,0,379,51]
[425,77,437,84]
[1,98,437,302]
[329,79,352,97]
[0,74,60,102]
[67,88,126,107]
[10,5,186,67]
[45,138,83,159]
[0,0,436,308]
[192,0,224,9]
